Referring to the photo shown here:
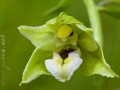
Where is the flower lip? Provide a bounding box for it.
[58,48,75,60]
[45,51,83,82]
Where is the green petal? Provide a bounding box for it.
[78,32,97,52]
[18,25,56,51]
[73,24,97,52]
[75,24,93,36]
[80,43,118,77]
[19,48,52,85]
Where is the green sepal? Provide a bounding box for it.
[18,25,56,51]
[19,48,52,85]
[80,43,119,77]
[57,12,81,24]
[46,12,81,28]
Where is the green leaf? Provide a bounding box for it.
[98,7,120,18]
[98,0,120,19]
[98,0,120,6]
[44,0,76,15]
[80,43,118,77]
[18,25,56,51]
[19,48,52,85]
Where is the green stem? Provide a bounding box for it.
[83,0,103,45]
[83,0,106,90]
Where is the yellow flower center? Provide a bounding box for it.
[57,25,73,38]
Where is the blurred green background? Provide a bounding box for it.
[0,0,120,90]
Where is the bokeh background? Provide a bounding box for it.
[0,0,120,90]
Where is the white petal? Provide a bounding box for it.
[45,51,83,82]
[61,51,83,81]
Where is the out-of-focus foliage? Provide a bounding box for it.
[98,0,120,19]
[44,0,76,15]
[0,0,120,90]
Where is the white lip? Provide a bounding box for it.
[45,51,83,82]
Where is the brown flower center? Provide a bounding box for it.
[58,49,75,60]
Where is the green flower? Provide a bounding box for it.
[18,12,118,85]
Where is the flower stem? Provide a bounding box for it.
[83,0,106,90]
[83,0,103,45]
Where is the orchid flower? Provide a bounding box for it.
[18,12,118,85]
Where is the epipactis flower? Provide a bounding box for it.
[18,12,118,85]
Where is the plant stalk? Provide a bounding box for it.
[83,0,103,45]
[83,0,106,90]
